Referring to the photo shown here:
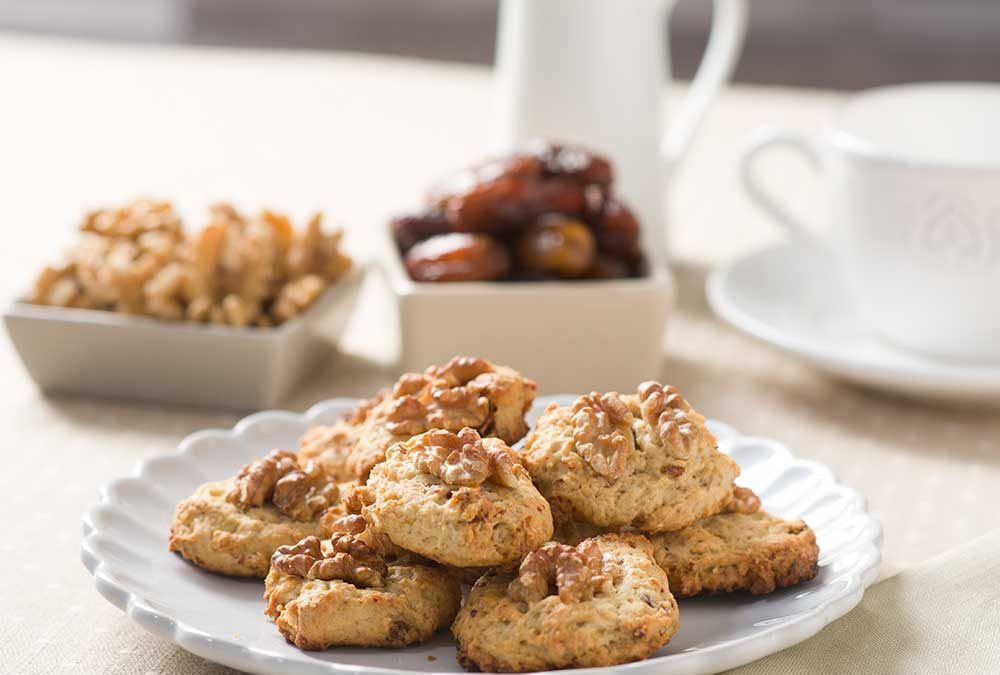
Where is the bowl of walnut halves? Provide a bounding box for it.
[381,141,675,393]
[4,198,363,410]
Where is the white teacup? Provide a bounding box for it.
[742,82,1000,362]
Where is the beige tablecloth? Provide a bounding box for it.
[2,34,998,675]
[728,528,1000,674]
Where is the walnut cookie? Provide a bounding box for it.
[169,450,349,577]
[646,487,820,597]
[520,382,740,532]
[355,427,553,568]
[264,532,461,649]
[553,488,820,597]
[330,356,537,480]
[452,534,679,672]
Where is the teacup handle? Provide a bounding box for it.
[740,126,824,244]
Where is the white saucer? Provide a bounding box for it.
[706,242,1000,404]
[82,397,880,675]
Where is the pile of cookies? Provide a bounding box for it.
[29,198,352,327]
[169,356,819,671]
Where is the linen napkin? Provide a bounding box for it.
[725,528,1000,674]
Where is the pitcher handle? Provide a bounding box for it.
[661,0,748,172]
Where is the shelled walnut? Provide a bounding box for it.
[570,392,635,480]
[508,540,614,604]
[227,450,339,522]
[373,356,503,440]
[390,141,645,282]
[27,198,352,327]
[636,382,698,460]
[271,533,388,587]
[410,428,519,488]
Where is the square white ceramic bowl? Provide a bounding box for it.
[379,227,675,393]
[4,265,364,410]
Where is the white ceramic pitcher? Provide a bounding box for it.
[494,0,747,267]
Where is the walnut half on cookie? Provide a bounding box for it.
[264,533,461,649]
[357,427,553,568]
[168,450,348,577]
[520,382,740,532]
[452,534,679,672]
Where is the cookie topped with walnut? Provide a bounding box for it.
[355,427,553,568]
[265,532,461,649]
[520,382,740,532]
[333,356,537,480]
[452,534,679,672]
[168,450,349,577]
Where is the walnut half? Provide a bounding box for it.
[409,427,519,488]
[570,392,634,480]
[382,357,495,435]
[508,540,613,604]
[636,382,698,460]
[227,449,298,509]
[327,513,400,560]
[227,450,338,521]
[271,533,388,587]
[272,461,340,521]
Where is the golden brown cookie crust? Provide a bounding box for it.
[520,384,740,533]
[168,479,342,577]
[264,550,461,649]
[452,534,679,672]
[297,422,357,481]
[359,428,553,568]
[649,510,819,597]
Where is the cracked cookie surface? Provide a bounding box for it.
[452,534,679,672]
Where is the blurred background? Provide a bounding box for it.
[3,0,999,89]
[4,7,1000,674]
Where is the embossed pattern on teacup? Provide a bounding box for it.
[908,193,997,272]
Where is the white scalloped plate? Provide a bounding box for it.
[81,396,882,675]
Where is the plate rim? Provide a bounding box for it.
[81,396,883,675]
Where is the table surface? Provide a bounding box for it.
[3,32,998,675]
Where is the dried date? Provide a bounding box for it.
[391,210,450,251]
[404,233,510,282]
[531,141,613,187]
[435,176,586,234]
[515,215,596,278]
[595,198,641,260]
